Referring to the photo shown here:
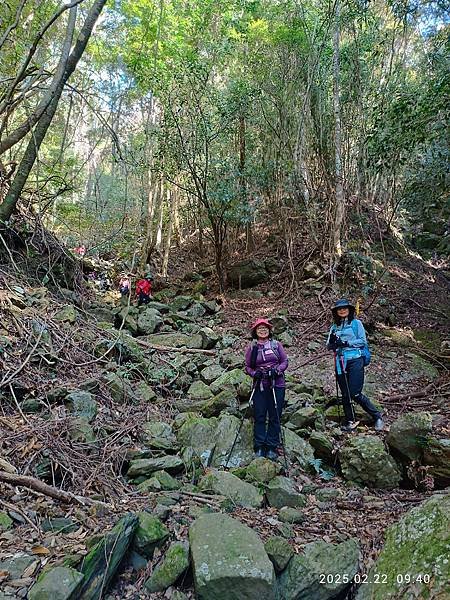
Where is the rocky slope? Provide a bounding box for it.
[0,268,449,599]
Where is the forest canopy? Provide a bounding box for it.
[0,0,448,284]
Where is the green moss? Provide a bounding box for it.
[359,494,450,599]
[145,542,190,593]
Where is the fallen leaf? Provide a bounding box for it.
[31,545,50,555]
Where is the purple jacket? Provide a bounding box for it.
[244,340,288,388]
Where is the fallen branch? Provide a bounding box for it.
[381,379,447,403]
[0,470,110,507]
[134,339,215,355]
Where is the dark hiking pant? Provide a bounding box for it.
[336,357,381,423]
[138,293,150,306]
[253,386,285,450]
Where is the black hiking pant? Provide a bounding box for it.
[253,386,285,451]
[137,292,151,306]
[336,357,381,423]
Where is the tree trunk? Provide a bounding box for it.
[331,0,345,262]
[0,0,107,224]
[162,188,177,277]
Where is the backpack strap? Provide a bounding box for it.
[250,343,259,369]
[270,339,280,360]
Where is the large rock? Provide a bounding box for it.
[65,391,97,422]
[340,435,401,489]
[115,306,138,334]
[266,476,307,509]
[198,469,263,508]
[132,512,169,558]
[187,380,214,401]
[28,566,84,600]
[264,536,293,572]
[190,513,275,599]
[137,307,163,335]
[423,437,450,487]
[141,421,178,451]
[386,412,433,461]
[289,407,319,429]
[309,431,334,463]
[144,332,203,349]
[54,305,78,324]
[79,514,138,599]
[198,326,220,349]
[127,455,184,478]
[278,539,360,600]
[210,413,254,468]
[356,493,450,600]
[201,363,225,384]
[0,553,36,578]
[227,259,268,289]
[176,415,217,466]
[210,368,252,397]
[145,541,189,593]
[245,457,282,484]
[282,428,315,470]
[103,372,134,403]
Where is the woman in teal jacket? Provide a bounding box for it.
[326,299,384,432]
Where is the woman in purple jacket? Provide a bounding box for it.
[244,318,289,460]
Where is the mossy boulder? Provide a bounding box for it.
[65,391,97,422]
[245,457,282,484]
[68,418,96,444]
[141,421,178,451]
[137,307,163,335]
[132,512,170,559]
[28,566,84,600]
[200,388,238,417]
[289,407,319,429]
[79,513,138,599]
[278,539,360,600]
[127,455,184,478]
[264,536,293,573]
[145,332,203,349]
[386,412,433,462]
[145,541,190,593]
[266,476,307,509]
[0,553,35,578]
[54,305,78,324]
[187,380,214,401]
[210,368,252,397]
[282,428,315,470]
[423,437,450,487]
[201,363,226,384]
[190,513,275,599]
[198,469,263,508]
[340,435,401,489]
[152,470,181,491]
[210,413,254,468]
[356,493,450,600]
[103,372,134,403]
[198,326,221,349]
[309,431,334,463]
[176,415,218,466]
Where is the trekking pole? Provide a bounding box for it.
[334,356,342,426]
[271,373,289,474]
[225,381,257,469]
[338,352,357,424]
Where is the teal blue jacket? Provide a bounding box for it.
[326,318,367,374]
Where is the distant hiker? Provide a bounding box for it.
[135,273,153,306]
[119,273,131,305]
[244,318,288,461]
[326,298,383,432]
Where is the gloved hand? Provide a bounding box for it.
[329,333,348,350]
[254,369,263,380]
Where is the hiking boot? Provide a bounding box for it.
[266,449,278,462]
[341,421,359,432]
[255,447,266,458]
[374,417,384,431]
